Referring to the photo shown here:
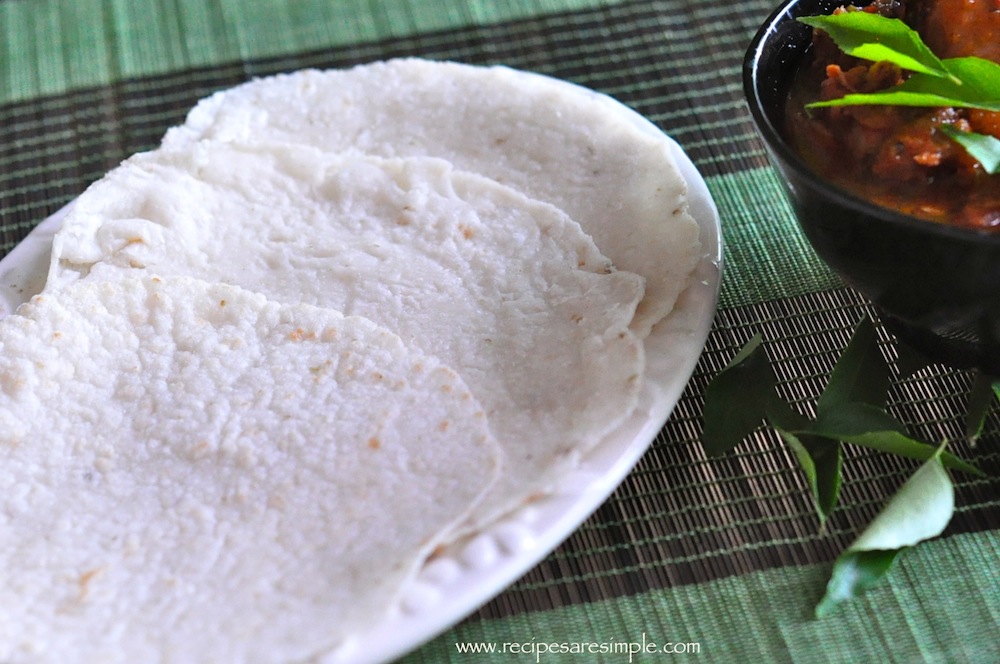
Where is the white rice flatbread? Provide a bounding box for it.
[162,58,701,337]
[46,142,646,528]
[0,275,498,663]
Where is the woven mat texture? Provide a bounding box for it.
[2,0,998,661]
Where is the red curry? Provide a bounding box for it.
[785,0,1000,230]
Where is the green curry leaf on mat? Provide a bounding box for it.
[815,446,954,617]
[797,12,953,80]
[816,316,889,414]
[701,333,781,456]
[964,373,1000,445]
[806,402,983,476]
[766,397,844,524]
[776,316,890,526]
[702,315,986,616]
[700,317,982,527]
[815,549,900,618]
[776,428,843,526]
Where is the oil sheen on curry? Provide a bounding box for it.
[785,0,1000,230]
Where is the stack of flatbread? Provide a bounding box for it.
[0,59,700,662]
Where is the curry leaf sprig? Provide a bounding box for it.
[799,11,955,81]
[965,372,1000,445]
[702,317,991,614]
[816,444,953,617]
[799,11,1000,173]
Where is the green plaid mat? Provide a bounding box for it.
[2,0,998,662]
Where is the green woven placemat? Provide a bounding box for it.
[2,0,998,661]
[407,530,1000,663]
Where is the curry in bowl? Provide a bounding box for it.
[743,0,1000,373]
[784,0,1000,230]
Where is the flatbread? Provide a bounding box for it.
[46,142,646,528]
[0,274,499,663]
[162,58,701,337]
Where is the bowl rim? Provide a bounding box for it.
[742,0,1000,246]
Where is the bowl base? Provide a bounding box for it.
[882,312,1000,376]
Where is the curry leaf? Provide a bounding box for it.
[702,333,778,456]
[702,318,982,617]
[936,56,1000,102]
[850,446,953,550]
[964,372,1000,445]
[801,11,1000,112]
[811,400,904,435]
[815,549,900,618]
[778,428,843,525]
[807,60,1000,111]
[811,56,1000,113]
[798,12,952,79]
[764,392,844,524]
[808,89,1000,113]
[940,127,1000,175]
[816,447,954,617]
[817,317,889,414]
[799,11,1000,172]
[808,402,983,476]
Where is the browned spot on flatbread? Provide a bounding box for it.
[289,328,317,341]
[77,567,105,601]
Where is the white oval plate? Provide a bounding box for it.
[0,108,721,664]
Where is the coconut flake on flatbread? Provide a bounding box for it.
[0,274,498,663]
[46,141,646,528]
[162,58,701,337]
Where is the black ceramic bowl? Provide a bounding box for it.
[743,0,1000,374]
